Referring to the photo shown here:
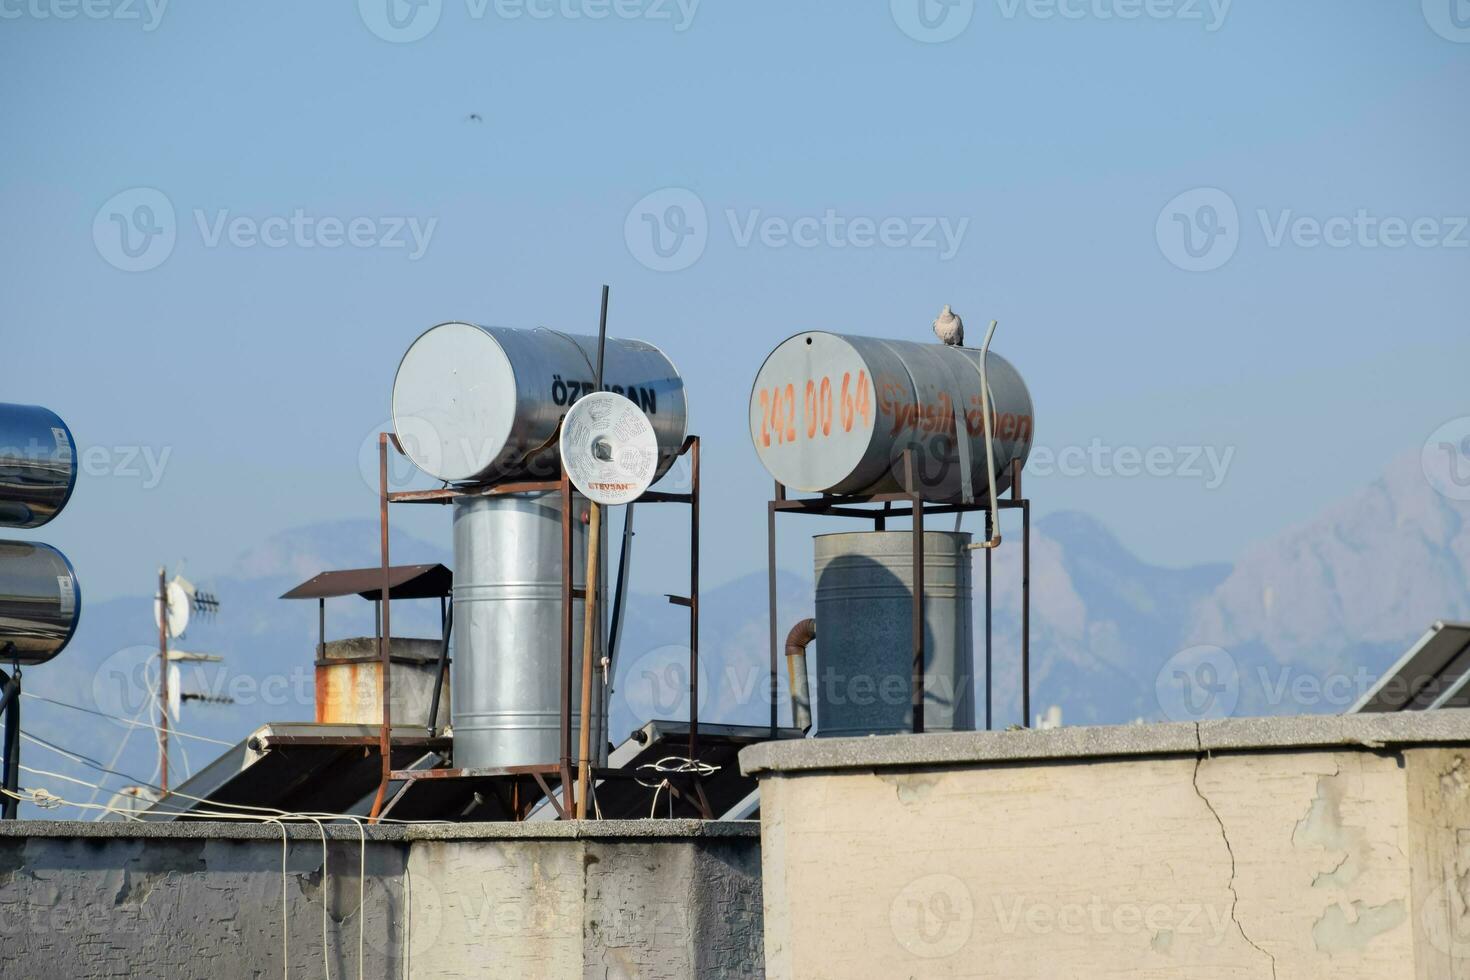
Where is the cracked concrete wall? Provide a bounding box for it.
[407,835,764,979]
[0,823,763,980]
[0,832,411,979]
[756,746,1470,979]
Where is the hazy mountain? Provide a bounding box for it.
[15,451,1467,816]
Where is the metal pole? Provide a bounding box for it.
[767,489,779,739]
[158,566,169,795]
[985,511,993,732]
[0,663,20,820]
[559,475,575,818]
[594,284,610,389]
[576,502,601,819]
[1022,499,1031,728]
[687,437,700,767]
[427,599,452,737]
[905,450,925,735]
[369,434,393,822]
[317,598,325,660]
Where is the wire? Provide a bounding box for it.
[20,731,161,792]
[22,691,235,746]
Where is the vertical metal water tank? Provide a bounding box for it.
[749,332,1034,503]
[452,492,607,769]
[0,403,77,529]
[393,323,687,486]
[812,531,973,737]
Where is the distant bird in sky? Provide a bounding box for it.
[933,304,964,346]
[465,113,483,123]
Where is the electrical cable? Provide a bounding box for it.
[22,691,235,745]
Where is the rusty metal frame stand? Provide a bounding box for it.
[767,453,1031,737]
[372,434,704,821]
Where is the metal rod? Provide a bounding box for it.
[688,437,700,768]
[576,502,602,819]
[594,283,610,389]
[559,475,575,819]
[369,434,393,822]
[317,598,325,661]
[985,511,993,732]
[767,489,779,739]
[0,663,19,820]
[157,566,169,795]
[905,450,925,735]
[1022,498,1031,728]
[427,599,453,737]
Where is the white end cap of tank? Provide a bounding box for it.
[749,332,878,493]
[559,392,659,506]
[391,322,517,483]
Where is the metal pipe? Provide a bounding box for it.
[369,433,393,822]
[970,320,1003,551]
[0,663,17,820]
[767,489,779,739]
[427,599,452,737]
[575,502,601,819]
[157,566,169,795]
[688,437,700,766]
[784,619,815,732]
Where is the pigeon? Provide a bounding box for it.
[933,304,964,346]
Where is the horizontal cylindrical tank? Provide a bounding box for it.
[813,531,972,737]
[0,403,77,529]
[0,541,81,665]
[452,492,606,770]
[750,332,1034,503]
[393,323,687,486]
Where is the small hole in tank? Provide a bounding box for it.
[805,337,813,345]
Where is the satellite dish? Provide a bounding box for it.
[559,392,660,506]
[167,663,182,722]
[153,578,192,639]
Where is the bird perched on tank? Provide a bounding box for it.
[933,304,964,346]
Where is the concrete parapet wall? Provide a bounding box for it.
[0,820,762,979]
[741,711,1470,980]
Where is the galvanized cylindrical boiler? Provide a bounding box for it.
[749,332,1034,503]
[812,531,973,737]
[0,541,81,666]
[451,492,607,770]
[393,323,687,486]
[0,403,77,530]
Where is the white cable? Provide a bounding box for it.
[267,817,290,980]
[976,319,1002,549]
[306,817,331,980]
[22,691,234,745]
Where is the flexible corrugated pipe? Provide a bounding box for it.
[785,618,816,732]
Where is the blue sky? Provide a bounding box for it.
[2,0,1467,602]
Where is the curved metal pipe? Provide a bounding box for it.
[785,618,816,732]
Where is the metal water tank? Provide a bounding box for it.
[0,541,81,665]
[749,332,1033,503]
[452,492,607,769]
[0,403,77,529]
[393,323,687,486]
[812,531,973,737]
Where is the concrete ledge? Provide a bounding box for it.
[0,818,758,842]
[739,709,1470,776]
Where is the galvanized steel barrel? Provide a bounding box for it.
[750,332,1034,503]
[0,403,77,529]
[0,540,81,665]
[451,492,607,770]
[813,531,972,737]
[393,323,687,486]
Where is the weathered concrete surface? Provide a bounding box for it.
[0,820,762,979]
[743,714,1470,979]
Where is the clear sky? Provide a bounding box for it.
[3,0,1467,602]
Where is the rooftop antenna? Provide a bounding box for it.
[154,566,227,793]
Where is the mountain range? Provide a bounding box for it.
[15,448,1467,815]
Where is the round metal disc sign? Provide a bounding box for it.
[559,392,659,505]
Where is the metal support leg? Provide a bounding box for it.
[1,665,20,820]
[904,450,925,735]
[1022,499,1031,728]
[985,511,993,732]
[688,438,701,767]
[767,487,780,739]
